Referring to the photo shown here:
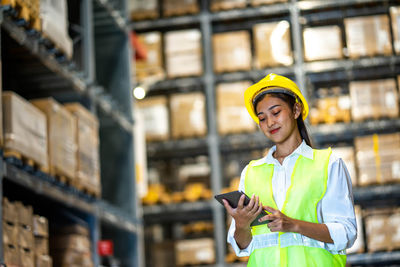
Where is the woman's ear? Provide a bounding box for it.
[293,103,302,119]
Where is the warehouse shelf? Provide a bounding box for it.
[147,76,204,94]
[353,184,400,204]
[3,160,138,233]
[132,15,201,31]
[216,67,294,83]
[298,0,389,11]
[348,251,400,265]
[93,0,129,33]
[147,137,209,159]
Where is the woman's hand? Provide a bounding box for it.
[259,206,298,233]
[223,194,263,230]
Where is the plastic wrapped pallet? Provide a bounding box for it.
[344,15,392,58]
[170,92,207,138]
[251,0,287,5]
[213,31,252,73]
[303,25,343,61]
[31,98,77,182]
[210,0,247,11]
[165,29,203,78]
[129,0,158,20]
[175,238,215,266]
[216,81,257,135]
[387,210,400,251]
[253,21,293,68]
[64,103,100,197]
[331,146,357,187]
[390,6,400,54]
[3,91,48,171]
[137,96,169,141]
[135,32,164,82]
[364,208,391,252]
[163,0,199,17]
[40,0,73,59]
[349,78,399,122]
[355,133,400,186]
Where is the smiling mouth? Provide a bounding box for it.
[269,128,280,134]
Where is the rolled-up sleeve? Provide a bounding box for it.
[227,165,254,256]
[321,156,357,251]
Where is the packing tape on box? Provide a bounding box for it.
[373,134,383,183]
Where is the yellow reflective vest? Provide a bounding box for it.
[244,148,346,267]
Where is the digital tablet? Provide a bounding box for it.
[214,190,270,226]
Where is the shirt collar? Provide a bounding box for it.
[253,140,313,166]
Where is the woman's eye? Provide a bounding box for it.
[259,117,265,122]
[273,111,281,116]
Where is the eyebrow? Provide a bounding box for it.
[256,104,281,116]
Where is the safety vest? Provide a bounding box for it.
[244,148,346,267]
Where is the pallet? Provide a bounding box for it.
[48,165,75,188]
[251,0,287,6]
[163,5,199,17]
[40,32,70,61]
[4,149,48,173]
[210,1,247,12]
[74,180,101,198]
[131,10,159,21]
[2,0,41,32]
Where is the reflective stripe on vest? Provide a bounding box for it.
[244,148,346,267]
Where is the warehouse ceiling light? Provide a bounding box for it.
[132,73,165,100]
[133,86,146,100]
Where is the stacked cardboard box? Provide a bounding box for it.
[151,241,176,267]
[135,32,164,82]
[40,0,73,58]
[216,81,257,135]
[137,96,169,141]
[51,224,93,267]
[309,96,351,125]
[3,91,48,171]
[129,0,158,20]
[3,198,19,267]
[344,15,392,58]
[355,133,400,186]
[163,0,199,17]
[170,92,207,138]
[210,0,247,11]
[165,29,203,78]
[390,6,400,54]
[175,238,215,266]
[349,78,399,122]
[251,0,287,5]
[31,98,77,183]
[364,208,400,252]
[65,103,101,198]
[213,31,252,73]
[33,215,52,267]
[347,206,365,254]
[253,21,293,68]
[331,146,357,187]
[303,25,343,61]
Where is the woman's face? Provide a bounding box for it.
[255,95,300,144]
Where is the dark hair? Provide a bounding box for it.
[253,92,312,147]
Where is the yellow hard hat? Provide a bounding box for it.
[244,73,309,124]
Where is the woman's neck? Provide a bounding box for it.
[273,134,303,163]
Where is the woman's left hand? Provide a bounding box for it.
[259,206,298,233]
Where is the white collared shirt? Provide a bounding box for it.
[227,140,357,256]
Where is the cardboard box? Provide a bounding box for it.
[40,0,73,58]
[51,234,91,253]
[355,133,400,186]
[364,208,391,252]
[170,92,207,138]
[3,91,48,170]
[3,197,18,223]
[18,225,34,249]
[135,32,164,82]
[35,236,49,256]
[4,244,19,267]
[350,78,399,122]
[331,146,357,187]
[303,25,343,61]
[15,202,33,228]
[64,103,100,197]
[52,250,93,267]
[31,98,77,181]
[210,0,247,11]
[216,81,257,135]
[347,206,365,254]
[253,21,293,68]
[390,6,400,54]
[57,224,90,237]
[36,254,53,267]
[20,247,34,267]
[251,0,287,5]
[388,210,400,251]
[129,0,158,20]
[3,221,18,246]
[213,31,252,72]
[175,238,215,266]
[137,96,169,141]
[165,29,203,78]
[151,241,176,267]
[344,15,392,58]
[163,0,199,17]
[33,215,49,238]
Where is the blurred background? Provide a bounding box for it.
[1,0,400,266]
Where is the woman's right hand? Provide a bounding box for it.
[223,194,263,230]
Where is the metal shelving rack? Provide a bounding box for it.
[0,0,140,266]
[132,0,400,266]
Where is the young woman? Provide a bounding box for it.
[223,73,357,266]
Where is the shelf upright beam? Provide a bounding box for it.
[290,1,308,101]
[199,2,225,266]
[82,0,96,84]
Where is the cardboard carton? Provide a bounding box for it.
[303,25,343,61]
[175,238,215,266]
[33,215,49,238]
[135,32,164,82]
[137,96,169,141]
